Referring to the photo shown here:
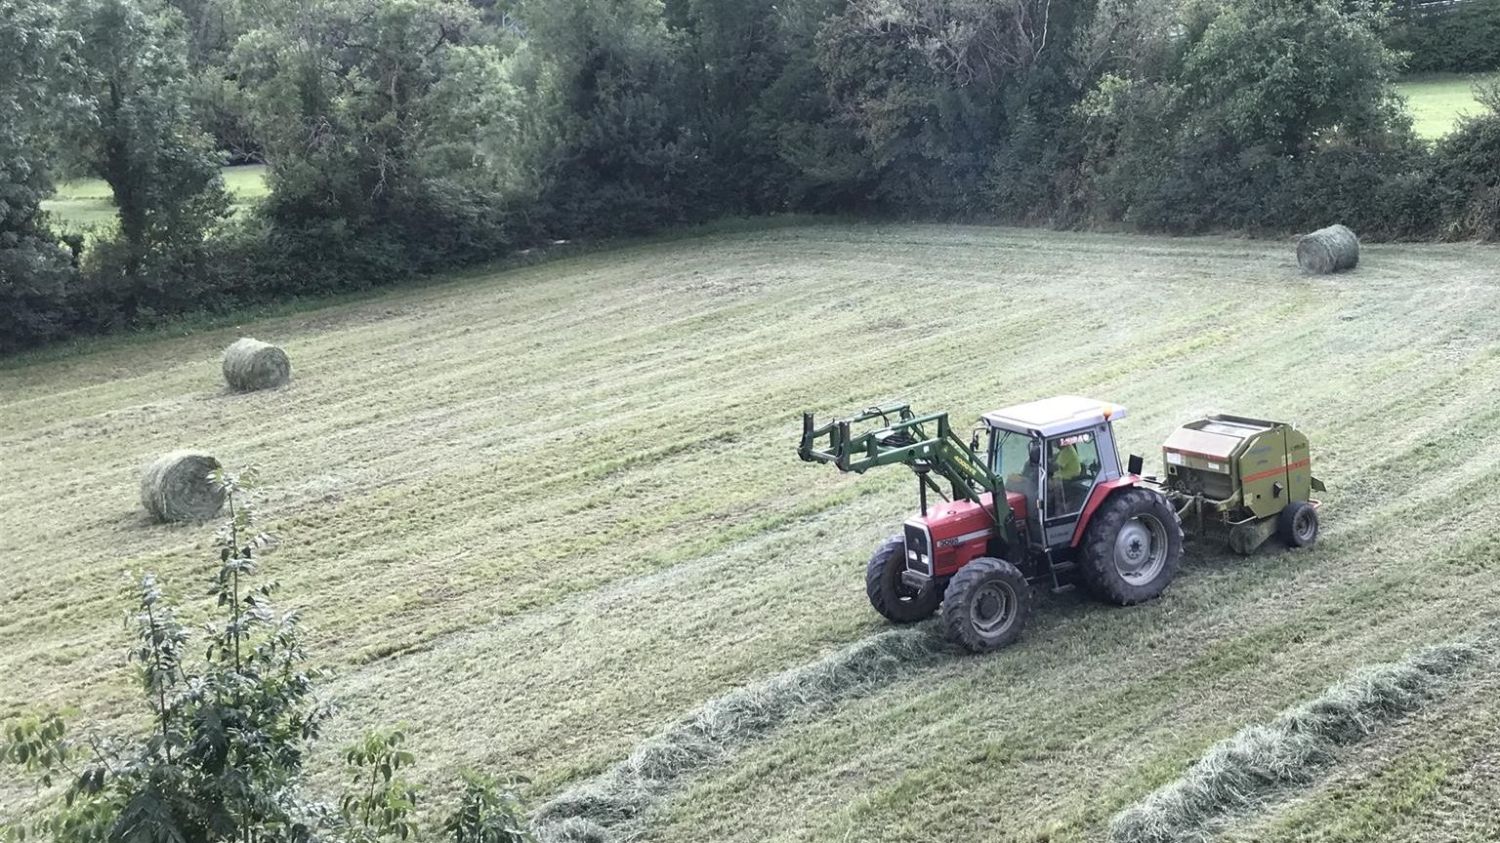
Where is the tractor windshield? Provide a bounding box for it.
[991,429,1037,500]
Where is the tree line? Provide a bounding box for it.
[3,0,1499,353]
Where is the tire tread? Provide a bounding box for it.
[1277,500,1319,548]
[1079,488,1184,606]
[940,557,1031,652]
[866,534,940,623]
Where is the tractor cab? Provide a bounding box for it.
[980,396,1130,548]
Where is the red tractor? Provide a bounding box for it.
[799,397,1184,652]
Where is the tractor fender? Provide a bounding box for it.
[1068,477,1143,548]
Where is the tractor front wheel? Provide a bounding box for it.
[941,557,1031,653]
[1080,489,1184,606]
[866,535,942,624]
[1278,501,1319,548]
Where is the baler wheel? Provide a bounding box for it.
[1080,489,1184,606]
[941,557,1031,653]
[865,535,942,623]
[1278,501,1319,548]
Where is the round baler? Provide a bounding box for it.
[1157,414,1324,555]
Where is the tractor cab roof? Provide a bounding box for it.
[982,395,1127,438]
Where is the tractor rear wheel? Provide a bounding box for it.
[1080,488,1184,606]
[1278,501,1319,548]
[941,557,1031,653]
[865,535,941,624]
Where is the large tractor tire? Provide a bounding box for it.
[1278,501,1319,548]
[1079,488,1184,606]
[865,535,942,624]
[941,557,1031,653]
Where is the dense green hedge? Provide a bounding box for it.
[1434,100,1500,239]
[4,0,1500,356]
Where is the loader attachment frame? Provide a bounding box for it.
[798,404,1004,518]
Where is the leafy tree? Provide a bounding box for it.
[1176,0,1404,154]
[164,0,296,162]
[1077,0,1429,234]
[748,0,871,211]
[673,0,799,213]
[0,0,85,351]
[233,0,514,269]
[808,0,1083,216]
[70,0,230,279]
[1386,0,1500,74]
[516,0,707,235]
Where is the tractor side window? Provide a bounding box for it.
[1048,431,1102,517]
[993,430,1037,501]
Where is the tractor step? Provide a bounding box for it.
[1044,559,1078,593]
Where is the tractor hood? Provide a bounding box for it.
[906,492,1027,576]
[915,492,1027,531]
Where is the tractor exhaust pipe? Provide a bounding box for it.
[914,462,931,516]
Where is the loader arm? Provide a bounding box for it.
[798,404,1003,509]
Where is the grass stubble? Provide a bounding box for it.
[4,222,1500,841]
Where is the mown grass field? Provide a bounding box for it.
[40,163,269,235]
[3,222,1500,840]
[1398,73,1498,139]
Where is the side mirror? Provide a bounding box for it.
[969,431,981,452]
[1127,454,1144,476]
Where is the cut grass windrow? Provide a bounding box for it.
[531,626,954,842]
[1108,636,1490,843]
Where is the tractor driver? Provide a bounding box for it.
[1051,440,1083,512]
[1054,442,1082,483]
[1008,439,1083,514]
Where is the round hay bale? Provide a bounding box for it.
[1296,225,1360,274]
[140,451,225,523]
[223,337,291,391]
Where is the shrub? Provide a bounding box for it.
[1432,85,1500,240]
[446,773,532,843]
[0,239,81,354]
